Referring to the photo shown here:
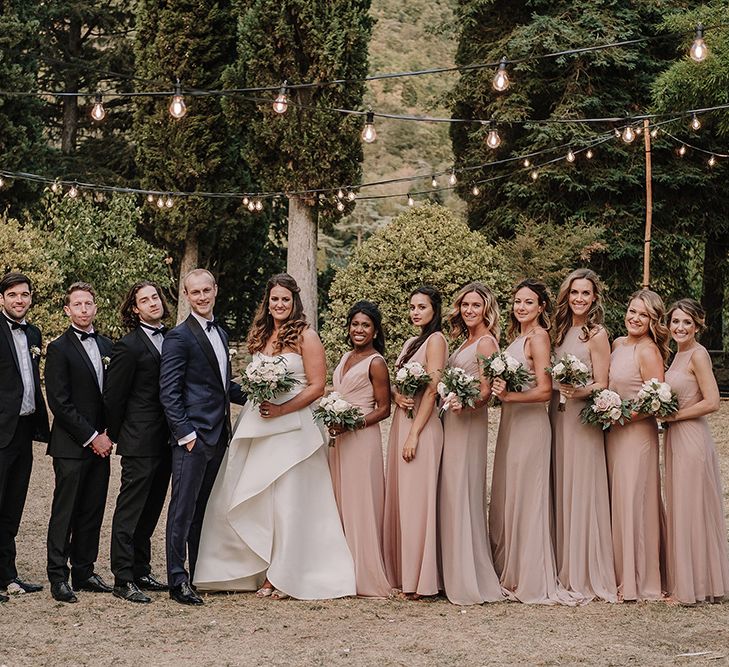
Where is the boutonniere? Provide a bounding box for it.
[30,346,42,360]
[102,356,111,369]
[229,348,238,361]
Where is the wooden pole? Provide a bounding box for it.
[642,118,653,288]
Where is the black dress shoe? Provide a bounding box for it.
[74,573,112,593]
[4,577,44,593]
[0,591,8,603]
[51,581,78,603]
[113,582,151,604]
[169,581,203,606]
[135,574,168,591]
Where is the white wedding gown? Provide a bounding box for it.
[193,352,356,599]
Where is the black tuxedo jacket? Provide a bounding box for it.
[0,319,50,447]
[159,315,245,447]
[44,327,113,459]
[103,326,169,457]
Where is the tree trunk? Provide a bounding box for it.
[286,196,318,329]
[701,230,728,350]
[61,16,81,155]
[176,233,199,324]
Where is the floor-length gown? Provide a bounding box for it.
[328,352,392,598]
[549,327,617,602]
[489,334,583,605]
[193,352,356,599]
[664,345,729,603]
[438,336,503,605]
[605,342,664,601]
[383,333,446,596]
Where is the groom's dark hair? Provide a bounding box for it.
[120,280,170,330]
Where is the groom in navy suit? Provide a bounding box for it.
[159,269,245,605]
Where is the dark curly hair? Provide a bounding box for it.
[119,281,170,331]
[345,300,386,355]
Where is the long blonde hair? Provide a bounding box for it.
[447,282,500,341]
[628,289,670,363]
[246,274,308,354]
[552,269,606,347]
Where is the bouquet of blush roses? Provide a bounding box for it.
[633,378,679,419]
[547,353,591,411]
[313,392,365,446]
[580,388,633,430]
[242,356,300,405]
[478,351,532,405]
[394,361,433,418]
[437,366,481,418]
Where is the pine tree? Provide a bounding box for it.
[227,0,373,324]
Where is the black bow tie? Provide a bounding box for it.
[5,316,28,332]
[73,328,97,341]
[206,320,217,332]
[141,323,167,336]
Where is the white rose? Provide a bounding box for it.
[552,362,565,376]
[332,399,350,412]
[505,356,520,372]
[609,407,622,420]
[490,357,506,375]
[395,368,408,382]
[437,382,447,398]
[657,385,673,403]
[577,361,589,374]
[650,398,661,413]
[409,363,426,378]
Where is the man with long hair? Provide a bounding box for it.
[104,281,172,603]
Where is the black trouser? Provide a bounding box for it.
[47,455,110,585]
[0,416,34,585]
[166,434,226,587]
[110,453,171,586]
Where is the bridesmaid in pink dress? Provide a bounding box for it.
[490,279,582,605]
[439,282,503,605]
[383,285,447,599]
[663,299,729,603]
[606,289,669,602]
[328,301,393,598]
[550,269,617,602]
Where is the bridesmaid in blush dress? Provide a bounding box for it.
[663,299,729,604]
[490,279,582,605]
[439,282,503,605]
[383,285,447,599]
[328,301,393,598]
[550,269,617,602]
[606,289,668,602]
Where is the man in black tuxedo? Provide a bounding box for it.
[160,269,245,605]
[104,281,172,604]
[45,282,114,603]
[0,273,50,603]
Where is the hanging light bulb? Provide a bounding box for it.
[242,196,249,206]
[156,195,165,208]
[431,175,438,188]
[146,193,154,203]
[169,79,187,119]
[347,190,356,201]
[0,176,5,188]
[90,92,106,121]
[486,123,501,149]
[614,128,622,139]
[650,127,659,138]
[165,196,174,208]
[566,149,576,163]
[690,24,708,62]
[492,56,510,92]
[448,171,457,186]
[471,184,480,196]
[336,201,345,212]
[336,188,344,199]
[586,149,594,160]
[678,144,687,157]
[523,158,531,168]
[68,184,79,198]
[272,81,288,114]
[708,155,717,167]
[635,126,642,135]
[255,200,263,211]
[407,194,415,207]
[530,170,539,181]
[621,126,636,144]
[362,110,377,144]
[51,181,61,194]
[247,200,256,211]
[690,114,701,131]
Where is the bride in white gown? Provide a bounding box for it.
[193,274,355,599]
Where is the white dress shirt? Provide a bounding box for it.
[140,321,165,353]
[73,327,103,446]
[3,312,35,416]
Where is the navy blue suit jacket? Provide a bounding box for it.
[159,315,245,447]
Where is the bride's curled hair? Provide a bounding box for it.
[247,273,308,354]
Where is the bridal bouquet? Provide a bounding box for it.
[313,392,365,446]
[580,388,632,430]
[547,354,591,411]
[242,356,299,405]
[437,366,481,418]
[478,351,531,405]
[632,378,679,420]
[394,361,432,418]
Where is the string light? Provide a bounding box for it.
[146,193,154,203]
[448,171,457,186]
[336,188,344,199]
[255,200,263,211]
[165,195,174,208]
[566,149,576,163]
[68,184,79,198]
[407,193,415,206]
[169,80,187,119]
[272,81,288,114]
[242,196,249,206]
[678,144,687,157]
[486,123,501,149]
[336,200,345,212]
[690,114,701,131]
[247,200,256,211]
[530,170,539,180]
[90,92,106,121]
[492,57,510,92]
[650,127,659,138]
[708,155,717,167]
[431,175,438,188]
[523,158,531,168]
[156,195,165,208]
[0,176,4,188]
[586,149,594,159]
[51,181,61,194]
[347,190,356,201]
[690,24,708,62]
[362,110,377,143]
[614,128,621,139]
[621,126,636,144]
[471,184,480,196]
